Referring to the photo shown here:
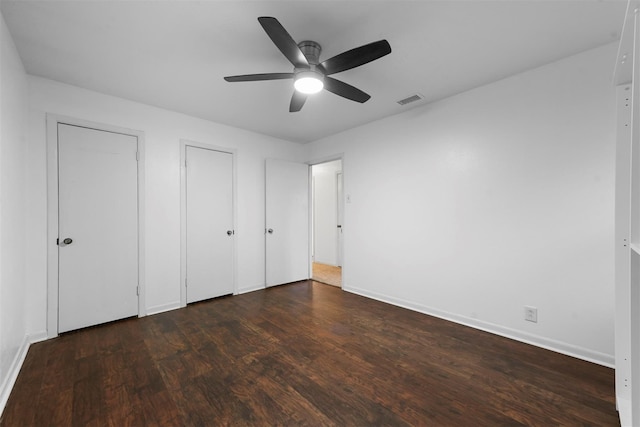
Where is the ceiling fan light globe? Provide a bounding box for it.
[294,71,324,94]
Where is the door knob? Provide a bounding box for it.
[267,228,273,234]
[63,238,73,245]
[227,230,233,236]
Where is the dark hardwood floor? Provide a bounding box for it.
[1,281,619,426]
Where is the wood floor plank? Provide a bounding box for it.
[0,281,619,426]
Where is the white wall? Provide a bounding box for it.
[312,160,342,265]
[0,10,29,411]
[26,76,306,332]
[306,43,618,366]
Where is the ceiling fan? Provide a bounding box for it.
[224,17,391,112]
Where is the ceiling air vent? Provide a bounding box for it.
[397,94,424,106]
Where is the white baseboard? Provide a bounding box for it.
[0,335,30,418]
[0,330,53,417]
[146,301,181,316]
[617,396,631,427]
[344,285,614,368]
[29,331,49,344]
[237,284,265,295]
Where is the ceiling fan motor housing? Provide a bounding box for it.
[297,40,322,65]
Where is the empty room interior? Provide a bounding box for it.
[1,0,640,425]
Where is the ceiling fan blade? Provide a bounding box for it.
[323,77,371,103]
[224,73,294,82]
[290,91,307,112]
[258,17,309,69]
[320,40,391,75]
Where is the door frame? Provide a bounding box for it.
[336,171,343,267]
[180,140,237,307]
[46,114,146,338]
[307,154,345,286]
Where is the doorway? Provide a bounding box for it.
[311,159,343,287]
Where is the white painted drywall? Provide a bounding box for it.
[305,43,618,366]
[26,76,306,331]
[312,160,342,265]
[0,10,29,411]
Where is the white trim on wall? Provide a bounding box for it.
[45,114,146,338]
[614,3,640,425]
[0,336,29,415]
[0,331,49,415]
[179,139,238,307]
[344,285,615,368]
[237,284,265,295]
[146,302,181,316]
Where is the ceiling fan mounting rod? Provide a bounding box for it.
[297,40,322,65]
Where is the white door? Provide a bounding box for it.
[58,124,139,333]
[186,146,234,303]
[265,159,309,286]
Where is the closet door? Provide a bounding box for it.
[58,124,139,333]
[185,146,234,303]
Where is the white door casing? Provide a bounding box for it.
[185,146,234,303]
[613,3,640,425]
[337,171,344,267]
[57,123,139,333]
[265,158,310,286]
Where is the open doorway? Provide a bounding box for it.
[311,159,343,287]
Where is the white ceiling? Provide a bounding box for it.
[0,0,628,143]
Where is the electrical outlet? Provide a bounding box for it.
[525,306,538,323]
